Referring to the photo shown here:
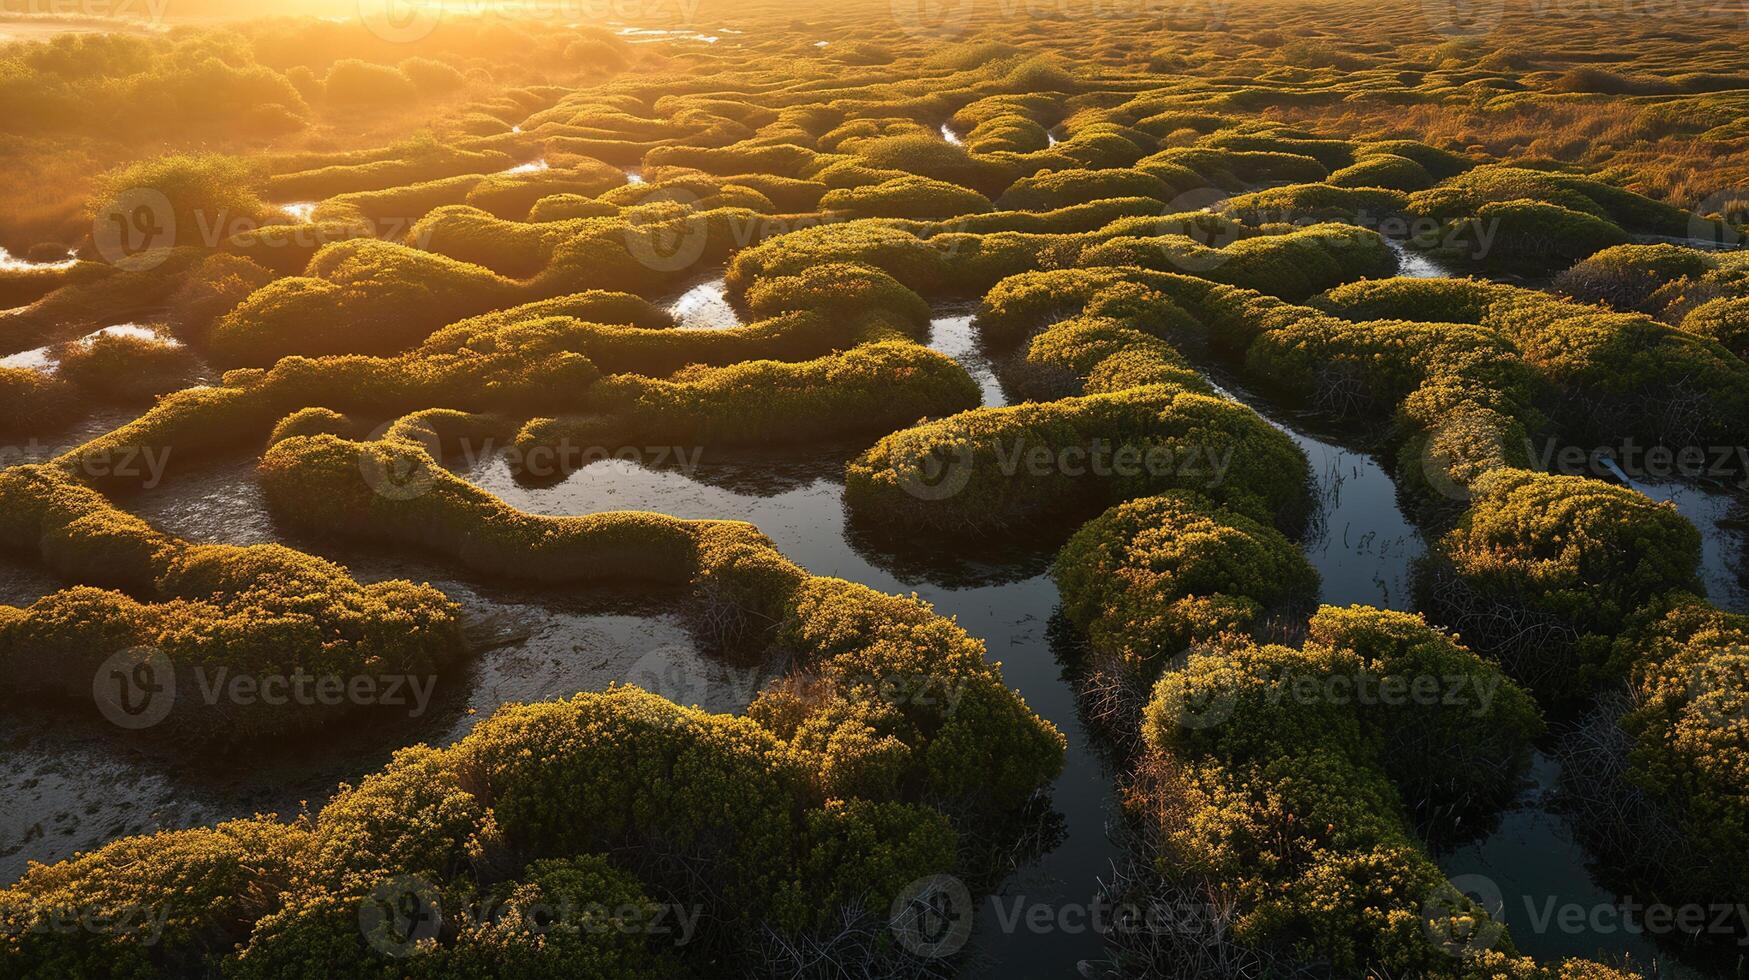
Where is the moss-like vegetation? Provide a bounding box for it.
[1138,607,1547,976]
[0,463,466,739]
[0,366,77,435]
[820,175,993,220]
[55,331,199,402]
[1055,491,1319,669]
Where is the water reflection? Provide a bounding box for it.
[666,277,741,329]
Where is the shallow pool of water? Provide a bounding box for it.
[0,247,76,272]
[1631,478,1747,614]
[1386,236,1462,279]
[1199,368,1423,610]
[0,322,179,374]
[666,277,740,329]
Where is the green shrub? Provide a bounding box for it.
[0,367,77,435]
[1432,199,1629,273]
[56,331,198,402]
[1616,599,1749,901]
[1327,153,1434,191]
[1054,491,1319,668]
[165,252,275,342]
[1137,606,1541,976]
[997,168,1188,210]
[1680,295,1749,361]
[1435,468,1701,676]
[464,158,627,220]
[820,175,992,220]
[322,59,417,105]
[1138,147,1329,189]
[0,817,306,979]
[397,56,466,96]
[1355,140,1472,180]
[1552,243,1715,311]
[209,239,524,365]
[90,154,272,251]
[846,384,1310,534]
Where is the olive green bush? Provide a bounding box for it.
[1137,606,1544,975]
[209,238,524,365]
[55,331,199,402]
[0,366,77,435]
[0,464,466,739]
[1055,491,1319,669]
[820,175,993,220]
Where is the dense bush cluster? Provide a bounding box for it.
[0,463,466,740]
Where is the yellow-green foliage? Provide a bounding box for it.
[846,383,1312,532]
[1140,606,1542,975]
[464,157,627,220]
[1410,164,1699,237]
[1327,153,1434,191]
[1680,295,1749,361]
[1553,243,1716,311]
[0,817,308,978]
[1311,276,1749,447]
[209,238,523,365]
[165,252,275,341]
[1055,491,1319,668]
[8,10,1746,974]
[0,366,76,435]
[89,154,274,251]
[265,138,513,201]
[1438,468,1700,665]
[1616,598,1749,900]
[997,168,1189,211]
[528,341,980,450]
[0,464,465,739]
[821,174,992,220]
[1432,199,1630,273]
[261,426,704,585]
[55,332,198,402]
